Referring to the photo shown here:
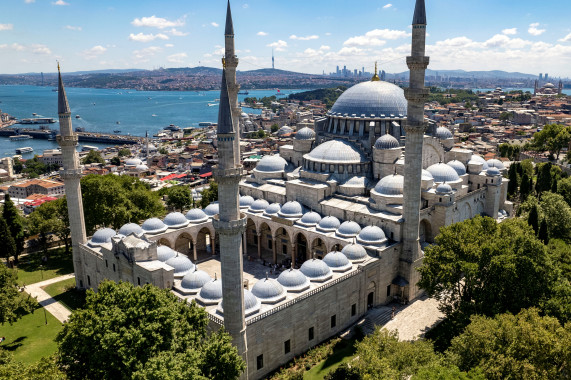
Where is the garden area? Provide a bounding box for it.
[14,247,73,286]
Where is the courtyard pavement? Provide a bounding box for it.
[24,274,75,323]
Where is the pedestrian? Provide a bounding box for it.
[391,306,396,319]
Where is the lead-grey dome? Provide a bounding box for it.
[435,126,453,139]
[278,201,303,218]
[125,158,142,167]
[251,278,286,303]
[157,245,177,262]
[255,155,288,172]
[277,268,310,292]
[89,228,116,246]
[203,202,219,216]
[317,216,341,232]
[486,167,501,176]
[165,254,195,277]
[470,155,489,170]
[426,163,461,183]
[264,202,281,216]
[297,211,322,227]
[447,160,467,176]
[295,127,316,140]
[422,169,434,181]
[436,183,453,194]
[118,223,143,237]
[249,199,270,213]
[305,139,365,164]
[300,259,333,282]
[163,212,189,228]
[486,159,505,170]
[373,174,404,196]
[336,221,361,238]
[330,81,407,117]
[181,268,212,290]
[322,251,352,272]
[141,218,167,234]
[277,125,293,137]
[239,195,255,208]
[219,289,260,316]
[199,279,223,301]
[342,243,368,262]
[358,226,387,245]
[374,134,400,150]
[186,208,208,223]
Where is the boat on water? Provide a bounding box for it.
[32,113,37,116]
[198,122,214,127]
[164,124,181,131]
[19,117,56,124]
[75,115,81,119]
[151,114,158,117]
[238,91,249,95]
[116,121,120,124]
[15,147,33,154]
[113,130,121,133]
[82,145,98,152]
[75,127,85,132]
[9,135,33,141]
[208,103,218,107]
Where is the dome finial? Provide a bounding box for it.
[371,61,380,81]
[266,271,269,280]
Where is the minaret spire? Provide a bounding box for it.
[57,62,70,114]
[225,0,234,36]
[371,61,380,81]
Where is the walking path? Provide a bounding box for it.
[24,274,75,323]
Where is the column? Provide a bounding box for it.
[193,241,197,261]
[242,231,247,256]
[272,238,277,264]
[257,232,262,259]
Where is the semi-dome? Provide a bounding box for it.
[317,216,341,232]
[470,155,489,170]
[157,245,177,262]
[295,127,316,140]
[447,160,466,176]
[436,183,453,195]
[373,174,404,196]
[426,163,461,183]
[89,228,116,246]
[199,279,223,301]
[342,243,368,262]
[486,159,505,170]
[255,155,288,172]
[277,125,293,136]
[180,268,212,291]
[203,202,219,216]
[118,223,143,237]
[305,139,365,164]
[322,251,352,272]
[264,203,281,216]
[251,278,286,303]
[163,212,189,228]
[336,221,361,238]
[125,158,142,167]
[297,211,322,227]
[486,167,501,176]
[165,254,195,278]
[358,226,387,245]
[329,80,407,117]
[341,176,368,188]
[186,208,208,223]
[141,218,167,234]
[239,195,255,208]
[278,201,303,218]
[277,268,310,292]
[249,199,270,213]
[435,126,453,139]
[374,134,400,150]
[422,169,434,180]
[300,259,333,282]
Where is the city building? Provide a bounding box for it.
[7,178,66,199]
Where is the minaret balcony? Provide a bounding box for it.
[404,88,430,103]
[57,134,78,146]
[406,56,430,70]
[212,213,247,235]
[214,166,243,182]
[60,168,83,180]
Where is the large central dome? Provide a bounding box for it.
[329,81,407,117]
[305,139,365,163]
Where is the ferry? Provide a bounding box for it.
[238,91,249,95]
[198,122,214,127]
[15,147,33,154]
[208,103,218,107]
[19,117,56,124]
[9,135,33,141]
[113,130,121,133]
[151,114,158,117]
[75,115,81,119]
[82,145,98,152]
[75,127,85,132]
[164,124,181,131]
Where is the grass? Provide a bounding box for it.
[304,339,357,380]
[0,307,63,364]
[42,278,86,311]
[14,247,74,286]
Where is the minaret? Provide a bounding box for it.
[145,130,150,160]
[401,0,429,297]
[559,80,563,95]
[56,64,88,289]
[534,80,538,96]
[224,0,242,162]
[272,48,275,69]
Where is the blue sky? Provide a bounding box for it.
[1,0,571,77]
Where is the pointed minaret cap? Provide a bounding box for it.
[371,61,380,82]
[217,69,234,134]
[225,0,234,36]
[57,62,71,114]
[412,0,427,25]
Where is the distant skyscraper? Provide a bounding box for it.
[539,73,543,81]
[272,49,274,69]
[545,73,549,81]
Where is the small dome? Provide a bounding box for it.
[486,167,501,176]
[118,223,143,237]
[373,174,404,196]
[255,155,288,172]
[251,278,286,303]
[322,251,352,272]
[203,202,219,216]
[142,218,167,234]
[374,134,400,150]
[186,208,208,223]
[336,221,361,238]
[135,164,148,171]
[297,211,322,227]
[435,126,453,139]
[199,279,223,301]
[447,160,466,176]
[219,289,260,316]
[277,268,310,292]
[317,216,341,232]
[426,163,461,183]
[157,245,177,262]
[300,259,333,282]
[342,243,368,262]
[277,126,293,136]
[358,226,386,245]
[125,158,143,167]
[264,203,281,216]
[278,201,303,218]
[436,183,453,194]
[341,176,368,188]
[470,155,489,170]
[249,199,270,213]
[487,159,505,170]
[163,212,189,228]
[165,254,195,277]
[181,268,212,290]
[239,195,255,208]
[295,127,316,140]
[89,228,116,246]
[422,169,434,181]
[305,139,365,164]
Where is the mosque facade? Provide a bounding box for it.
[60,1,511,378]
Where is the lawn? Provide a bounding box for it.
[42,277,86,311]
[0,307,63,364]
[14,247,74,286]
[304,338,357,380]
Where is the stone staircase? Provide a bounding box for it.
[355,303,406,335]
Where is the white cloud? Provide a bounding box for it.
[325,32,331,36]
[165,43,174,48]
[31,44,51,54]
[528,23,545,36]
[65,25,82,31]
[25,0,35,3]
[559,33,571,42]
[131,15,184,29]
[243,3,249,8]
[129,33,169,42]
[257,31,268,36]
[81,45,107,60]
[167,52,187,63]
[133,46,162,59]
[319,45,330,50]
[502,28,517,35]
[267,40,288,51]
[52,0,69,5]
[290,34,319,41]
[383,3,392,9]
[0,43,25,51]
[484,34,531,49]
[344,28,409,47]
[211,22,219,27]
[0,24,13,31]
[167,28,188,37]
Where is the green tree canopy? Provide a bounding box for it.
[530,123,571,159]
[110,156,121,166]
[0,264,36,324]
[56,281,244,380]
[163,185,193,212]
[2,194,25,261]
[557,176,571,206]
[0,352,65,379]
[0,216,17,261]
[199,181,218,209]
[81,150,105,165]
[28,198,70,254]
[539,192,571,242]
[117,148,131,157]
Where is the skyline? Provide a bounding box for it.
[1,0,571,77]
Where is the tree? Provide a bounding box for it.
[28,198,71,254]
[199,181,218,209]
[527,203,539,234]
[499,112,512,125]
[447,308,571,380]
[110,156,121,166]
[557,176,571,206]
[56,281,244,380]
[538,218,549,244]
[81,150,105,165]
[507,164,518,198]
[519,173,531,201]
[2,194,25,263]
[0,353,65,379]
[539,192,571,242]
[164,186,193,212]
[0,264,36,324]
[117,148,131,157]
[158,147,168,155]
[530,123,571,159]
[535,162,553,195]
[270,124,279,133]
[0,216,16,261]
